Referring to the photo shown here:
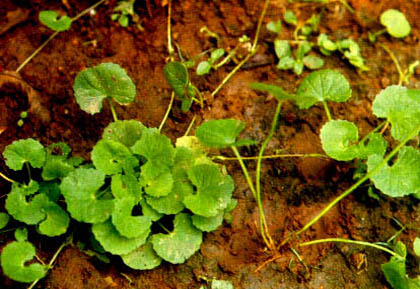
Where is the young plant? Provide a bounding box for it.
[369,9,411,42]
[196,48,226,76]
[163,61,203,111]
[318,34,369,71]
[283,10,321,40]
[111,0,142,28]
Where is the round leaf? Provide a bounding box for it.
[73,63,136,114]
[1,241,46,283]
[92,219,150,255]
[151,213,202,264]
[368,146,420,198]
[192,211,224,232]
[320,120,360,161]
[91,139,138,175]
[37,202,70,237]
[195,119,245,148]
[3,138,45,171]
[121,241,162,270]
[372,86,420,141]
[39,10,72,32]
[380,9,411,38]
[0,213,10,230]
[296,69,352,109]
[102,120,145,147]
[196,61,212,76]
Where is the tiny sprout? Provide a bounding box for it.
[17,120,24,127]
[20,111,28,119]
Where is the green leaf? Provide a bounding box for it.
[197,61,212,76]
[274,39,291,59]
[0,213,9,230]
[303,55,324,69]
[212,280,234,289]
[296,41,313,59]
[320,120,360,161]
[5,181,46,225]
[39,10,72,32]
[42,157,74,181]
[381,255,410,289]
[192,211,224,232]
[73,63,136,114]
[295,69,352,109]
[318,34,337,52]
[92,139,138,175]
[119,15,129,27]
[277,56,295,70]
[14,228,28,242]
[139,199,163,221]
[184,164,234,217]
[195,119,245,149]
[37,201,70,237]
[250,82,293,101]
[60,168,114,223]
[112,196,152,238]
[102,120,145,147]
[3,138,45,171]
[380,9,411,38]
[151,213,202,264]
[111,174,142,201]
[92,219,150,255]
[358,133,387,159]
[372,86,420,141]
[132,128,176,168]
[368,146,420,197]
[121,240,162,270]
[267,20,282,34]
[210,48,225,63]
[163,61,189,98]
[414,238,420,257]
[293,61,304,75]
[0,241,46,283]
[284,10,298,25]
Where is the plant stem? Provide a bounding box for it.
[108,99,118,122]
[211,0,269,98]
[322,101,332,121]
[167,0,174,60]
[337,0,355,14]
[231,146,257,199]
[25,163,32,182]
[293,125,419,238]
[300,238,397,256]
[379,44,405,85]
[16,0,106,73]
[159,92,175,131]
[183,114,197,136]
[28,235,72,289]
[15,32,59,73]
[0,172,15,183]
[212,153,328,161]
[255,101,283,250]
[358,121,388,144]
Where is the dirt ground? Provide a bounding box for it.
[0,0,419,288]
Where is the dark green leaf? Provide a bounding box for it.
[102,120,145,147]
[0,213,9,230]
[73,63,136,114]
[3,138,45,171]
[39,10,72,32]
[163,62,189,98]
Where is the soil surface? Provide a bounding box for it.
[0,0,419,288]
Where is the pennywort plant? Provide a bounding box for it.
[252,69,420,239]
[0,63,237,283]
[369,9,411,42]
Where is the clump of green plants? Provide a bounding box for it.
[252,69,419,288]
[318,34,369,71]
[369,9,411,42]
[111,0,142,28]
[267,11,324,75]
[0,63,238,284]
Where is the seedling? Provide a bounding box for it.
[111,0,143,29]
[369,9,411,42]
[196,48,226,75]
[163,61,203,111]
[39,11,72,32]
[283,10,321,40]
[318,34,369,71]
[17,111,27,127]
